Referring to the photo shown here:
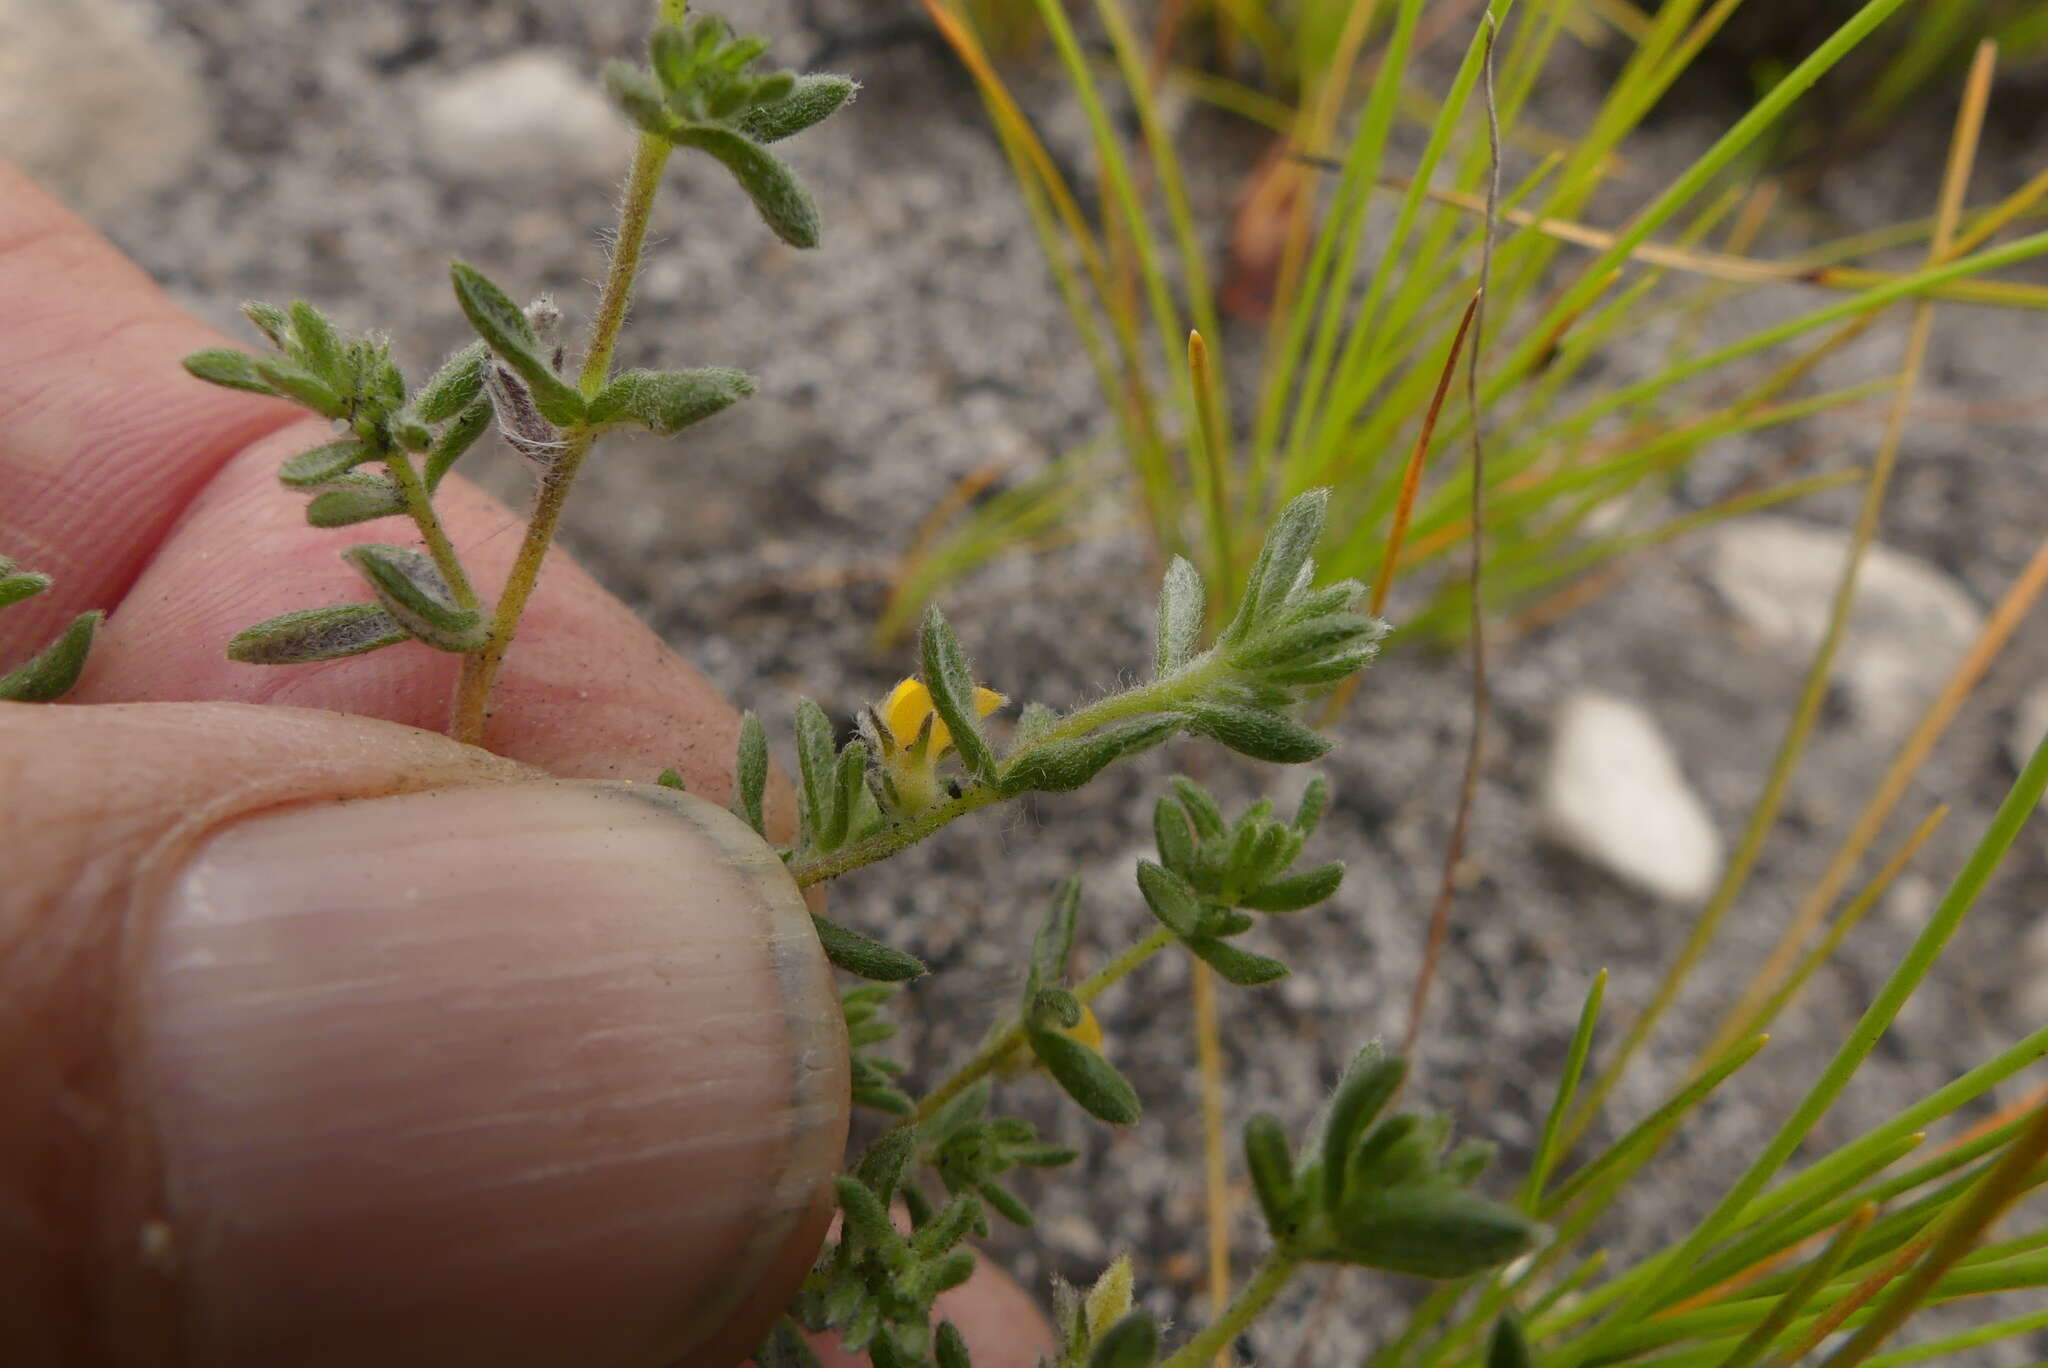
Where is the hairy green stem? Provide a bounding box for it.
[909,928,1175,1125]
[385,445,481,613]
[787,659,1231,886]
[1155,1249,1300,1368]
[791,786,1002,888]
[450,130,674,746]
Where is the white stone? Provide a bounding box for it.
[417,51,625,184]
[1707,517,1984,735]
[1540,690,1723,904]
[0,0,209,221]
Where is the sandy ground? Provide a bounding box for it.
[24,0,2048,1362]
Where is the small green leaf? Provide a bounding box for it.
[1223,489,1329,646]
[1027,1027,1140,1125]
[934,1321,972,1368]
[737,73,856,141]
[0,611,99,702]
[1029,878,1082,996]
[673,124,821,248]
[0,571,52,612]
[1171,777,1226,838]
[341,544,484,653]
[278,439,371,488]
[1033,986,1083,1030]
[1152,795,1198,875]
[975,1179,1033,1228]
[1242,863,1345,913]
[1186,936,1288,986]
[999,716,1180,796]
[655,768,686,791]
[1322,1046,1407,1212]
[588,366,757,435]
[183,347,278,396]
[853,1084,914,1116]
[919,606,996,784]
[818,739,865,852]
[424,395,493,491]
[1187,705,1330,764]
[793,698,837,849]
[1086,1311,1159,1368]
[1343,1115,1431,1198]
[449,262,585,425]
[1236,614,1381,673]
[604,60,675,135]
[1244,1113,1300,1237]
[1295,775,1330,835]
[834,1175,902,1252]
[1154,554,1204,677]
[731,711,767,834]
[812,913,927,982]
[226,603,408,665]
[1487,1317,1533,1368]
[412,341,490,423]
[241,300,291,347]
[252,357,346,418]
[1135,860,1202,938]
[286,300,344,382]
[305,476,406,528]
[759,1319,824,1368]
[1333,1188,1537,1280]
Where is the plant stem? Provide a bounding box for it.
[790,786,1003,888]
[1156,1249,1301,1368]
[449,130,674,746]
[385,446,481,612]
[909,928,1174,1125]
[787,660,1226,886]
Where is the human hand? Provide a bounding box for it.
[0,163,1047,1368]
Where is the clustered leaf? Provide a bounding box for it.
[844,985,913,1116]
[604,13,854,249]
[1242,1043,1538,1280]
[0,558,100,703]
[1135,776,1343,985]
[781,1098,1065,1368]
[993,489,1383,797]
[1020,882,1142,1125]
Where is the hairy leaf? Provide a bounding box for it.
[673,124,821,247]
[919,606,995,784]
[0,611,100,702]
[737,73,857,141]
[1027,1027,1139,1126]
[588,366,757,434]
[341,544,483,653]
[812,913,927,982]
[1154,554,1205,677]
[1187,704,1330,764]
[732,711,768,834]
[227,603,408,665]
[999,716,1179,796]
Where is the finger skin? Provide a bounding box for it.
[0,160,299,656]
[0,701,847,1366]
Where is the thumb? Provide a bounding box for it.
[2,701,849,1368]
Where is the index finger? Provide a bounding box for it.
[0,160,299,658]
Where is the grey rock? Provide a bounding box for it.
[1540,690,1724,903]
[1707,517,1983,735]
[0,0,209,222]
[417,50,625,185]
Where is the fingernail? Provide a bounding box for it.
[143,781,848,1367]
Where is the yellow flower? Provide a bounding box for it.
[879,677,1005,755]
[1064,1002,1104,1052]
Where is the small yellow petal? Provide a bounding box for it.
[1063,1004,1104,1052]
[972,686,1006,719]
[881,677,933,747]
